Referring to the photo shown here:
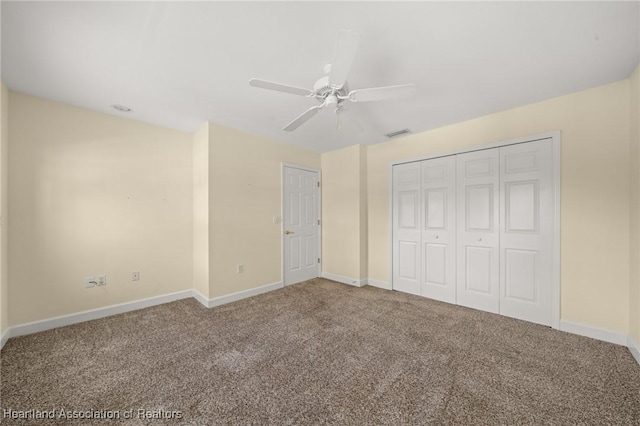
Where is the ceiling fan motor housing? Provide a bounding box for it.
[313,76,349,104]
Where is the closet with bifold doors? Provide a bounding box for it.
[392,137,557,327]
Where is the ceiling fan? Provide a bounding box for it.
[249,30,416,132]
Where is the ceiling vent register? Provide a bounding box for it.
[385,129,412,138]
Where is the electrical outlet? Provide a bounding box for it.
[237,264,244,274]
[85,277,96,288]
[96,275,107,286]
[132,271,140,281]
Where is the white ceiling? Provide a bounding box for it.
[2,1,639,153]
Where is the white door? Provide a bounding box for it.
[392,162,422,295]
[499,140,554,326]
[421,156,456,303]
[283,166,320,286]
[456,149,500,313]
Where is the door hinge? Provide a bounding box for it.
[317,181,320,187]
[318,258,321,263]
[317,219,321,225]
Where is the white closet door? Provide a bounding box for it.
[392,162,421,295]
[456,149,500,313]
[499,140,554,326]
[421,156,456,303]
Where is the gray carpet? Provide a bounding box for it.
[1,278,639,425]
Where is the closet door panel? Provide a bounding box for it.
[421,156,456,303]
[499,140,554,326]
[393,162,421,295]
[456,149,500,313]
[392,138,556,329]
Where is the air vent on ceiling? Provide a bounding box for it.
[112,104,132,113]
[385,129,411,138]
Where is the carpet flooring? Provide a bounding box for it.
[1,278,639,425]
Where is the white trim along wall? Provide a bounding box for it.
[321,272,365,287]
[1,282,285,348]
[1,276,638,367]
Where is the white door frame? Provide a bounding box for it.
[389,131,561,329]
[281,163,322,286]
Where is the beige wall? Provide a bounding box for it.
[208,123,319,297]
[321,145,367,281]
[0,83,8,335]
[193,123,210,299]
[8,93,193,325]
[367,80,631,333]
[630,63,640,343]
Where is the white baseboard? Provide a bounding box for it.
[1,282,286,346]
[365,278,391,290]
[559,320,628,346]
[3,282,638,368]
[0,327,9,350]
[205,281,283,308]
[321,272,365,287]
[7,290,193,340]
[628,335,640,366]
[192,289,210,308]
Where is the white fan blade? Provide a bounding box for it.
[283,104,325,131]
[348,84,416,102]
[328,30,360,89]
[249,78,313,96]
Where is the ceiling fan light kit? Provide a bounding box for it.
[249,30,416,132]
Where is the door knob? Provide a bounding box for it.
[435,235,439,239]
[285,230,295,235]
[478,238,483,242]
